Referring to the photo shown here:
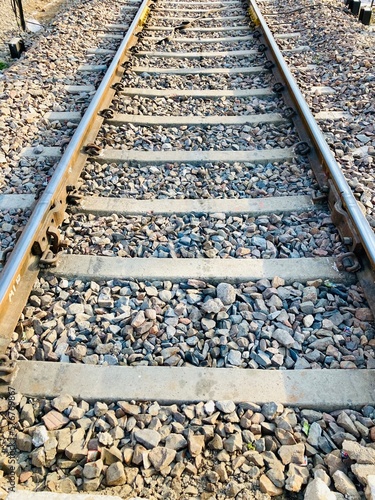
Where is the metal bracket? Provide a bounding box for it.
[99,108,115,119]
[272,82,285,93]
[264,60,275,70]
[336,252,361,273]
[32,200,65,255]
[39,247,60,267]
[84,143,102,156]
[329,180,362,254]
[0,355,17,385]
[121,61,132,70]
[312,190,328,204]
[39,225,68,267]
[112,82,125,92]
[294,142,311,156]
[284,107,296,120]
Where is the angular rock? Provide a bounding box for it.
[216,400,236,414]
[165,433,187,451]
[188,434,205,457]
[333,470,360,499]
[259,474,283,496]
[337,412,360,438]
[134,428,161,449]
[20,404,35,426]
[285,463,310,492]
[42,410,70,431]
[52,394,74,412]
[106,462,126,486]
[365,475,375,500]
[324,451,347,475]
[149,446,176,471]
[83,459,103,479]
[208,434,223,450]
[351,463,375,485]
[343,440,375,464]
[118,401,140,415]
[31,447,46,467]
[217,283,236,305]
[65,441,88,461]
[279,443,305,465]
[201,298,224,314]
[223,433,242,453]
[227,349,242,366]
[83,477,101,492]
[16,432,32,452]
[262,402,279,420]
[301,409,323,423]
[304,477,336,500]
[266,466,285,488]
[94,402,108,417]
[307,422,322,447]
[272,329,295,348]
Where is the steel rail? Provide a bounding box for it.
[0,0,151,344]
[249,0,375,269]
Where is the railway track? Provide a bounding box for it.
[1,0,375,497]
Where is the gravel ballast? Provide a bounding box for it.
[9,276,374,370]
[61,210,345,259]
[80,159,316,199]
[2,394,375,498]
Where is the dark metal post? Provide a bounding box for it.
[17,0,26,31]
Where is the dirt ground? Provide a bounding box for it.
[0,0,70,61]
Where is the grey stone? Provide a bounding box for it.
[165,433,187,451]
[134,428,161,449]
[337,412,360,438]
[83,459,103,479]
[201,298,224,314]
[343,440,375,464]
[300,301,315,314]
[351,463,375,485]
[266,466,285,488]
[279,443,305,465]
[332,470,360,499]
[301,409,323,423]
[52,394,74,412]
[149,446,176,471]
[106,462,126,486]
[307,422,322,448]
[216,400,236,414]
[272,329,295,347]
[262,402,279,420]
[285,463,309,492]
[94,402,108,417]
[259,474,283,496]
[227,349,242,366]
[309,337,334,351]
[223,433,242,453]
[217,283,236,305]
[304,477,336,499]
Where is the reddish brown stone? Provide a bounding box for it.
[19,471,33,483]
[42,410,69,430]
[355,308,374,322]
